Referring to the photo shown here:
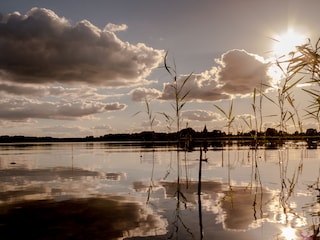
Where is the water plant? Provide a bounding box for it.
[242,87,264,146]
[286,92,303,133]
[133,97,156,131]
[214,99,235,135]
[163,51,193,135]
[262,63,302,134]
[283,38,320,130]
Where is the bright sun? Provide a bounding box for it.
[268,29,308,85]
[272,29,308,57]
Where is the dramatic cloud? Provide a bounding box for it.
[0,8,164,87]
[0,98,126,120]
[159,49,273,102]
[130,87,162,102]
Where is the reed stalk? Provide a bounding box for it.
[133,97,156,131]
[163,51,192,135]
[214,100,235,135]
[276,37,320,131]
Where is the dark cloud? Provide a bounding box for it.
[0,8,163,87]
[0,99,126,120]
[0,81,46,96]
[0,81,110,101]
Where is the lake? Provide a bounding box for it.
[0,141,319,239]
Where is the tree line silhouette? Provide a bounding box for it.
[0,127,319,148]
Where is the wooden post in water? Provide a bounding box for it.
[198,146,204,239]
[198,125,208,238]
[198,146,202,195]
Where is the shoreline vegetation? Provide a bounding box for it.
[1,127,319,149]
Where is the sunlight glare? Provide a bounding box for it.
[267,64,284,87]
[281,226,297,240]
[272,29,307,57]
[268,29,308,87]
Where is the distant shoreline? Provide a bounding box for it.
[1,129,319,145]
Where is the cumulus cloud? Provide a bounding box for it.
[217,49,272,95]
[159,70,229,102]
[0,98,127,120]
[104,23,128,32]
[130,87,162,102]
[182,110,222,122]
[105,102,126,111]
[0,8,164,87]
[159,49,273,102]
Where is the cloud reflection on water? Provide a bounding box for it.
[220,186,273,231]
[0,166,167,239]
[0,167,126,203]
[0,196,167,240]
[136,178,277,235]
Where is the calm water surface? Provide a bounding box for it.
[0,141,320,239]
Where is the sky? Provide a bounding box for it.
[1,0,320,137]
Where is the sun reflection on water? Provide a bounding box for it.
[281,226,297,240]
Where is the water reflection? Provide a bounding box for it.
[221,186,273,231]
[0,167,125,203]
[0,142,320,239]
[0,196,167,239]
